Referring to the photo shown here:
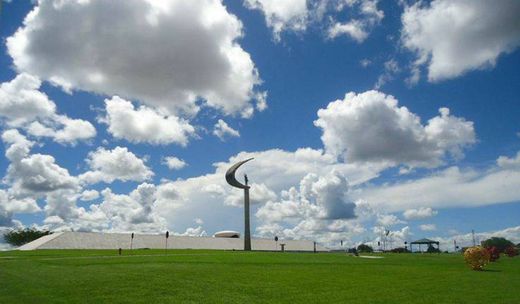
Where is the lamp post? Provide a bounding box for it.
[165,231,169,254]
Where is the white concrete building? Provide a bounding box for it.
[18,232,328,252]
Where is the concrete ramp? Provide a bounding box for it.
[18,232,64,251]
[18,232,328,252]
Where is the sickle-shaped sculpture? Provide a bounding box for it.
[225,158,254,251]
[225,158,253,189]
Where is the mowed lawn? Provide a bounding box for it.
[0,250,519,303]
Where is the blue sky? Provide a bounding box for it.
[1,0,519,250]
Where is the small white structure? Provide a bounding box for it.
[213,230,240,238]
[18,231,329,252]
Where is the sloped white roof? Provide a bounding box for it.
[18,231,328,252]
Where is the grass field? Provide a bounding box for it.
[0,250,519,303]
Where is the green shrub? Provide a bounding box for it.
[3,228,52,246]
[357,244,373,253]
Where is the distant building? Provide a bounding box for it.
[213,231,240,238]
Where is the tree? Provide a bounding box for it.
[481,237,514,253]
[357,244,373,253]
[3,228,52,247]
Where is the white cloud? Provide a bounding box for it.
[328,20,368,42]
[0,74,96,145]
[80,189,100,202]
[0,189,40,214]
[213,119,240,140]
[27,115,96,145]
[102,96,194,146]
[175,225,207,237]
[80,146,153,184]
[2,130,79,196]
[360,151,520,212]
[497,151,520,169]
[162,157,187,171]
[255,171,358,229]
[314,90,475,168]
[244,0,308,40]
[0,73,55,127]
[246,0,383,43]
[7,0,261,116]
[376,214,405,227]
[419,224,436,231]
[360,58,372,67]
[225,183,277,207]
[327,0,384,42]
[97,183,166,232]
[374,59,400,89]
[403,207,437,220]
[401,0,520,82]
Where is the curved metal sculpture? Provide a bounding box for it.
[225,158,254,251]
[225,158,253,189]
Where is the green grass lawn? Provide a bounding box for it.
[0,250,518,303]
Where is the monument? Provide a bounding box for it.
[225,158,254,251]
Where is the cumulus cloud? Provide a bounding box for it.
[0,189,40,214]
[213,119,240,140]
[244,0,308,40]
[80,190,100,202]
[327,0,383,42]
[419,224,436,231]
[98,183,165,231]
[42,183,167,233]
[376,214,405,227]
[2,130,79,196]
[497,151,520,169]
[314,90,475,168]
[246,0,383,43]
[26,115,96,145]
[80,146,153,184]
[255,171,357,227]
[401,0,520,82]
[175,225,207,237]
[102,96,194,146]
[0,74,96,145]
[162,156,187,171]
[403,207,438,220]
[360,151,520,212]
[7,0,261,116]
[0,73,55,127]
[328,20,368,42]
[225,183,277,207]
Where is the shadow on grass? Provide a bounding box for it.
[481,269,501,272]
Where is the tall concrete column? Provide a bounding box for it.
[225,158,254,252]
[244,187,251,251]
